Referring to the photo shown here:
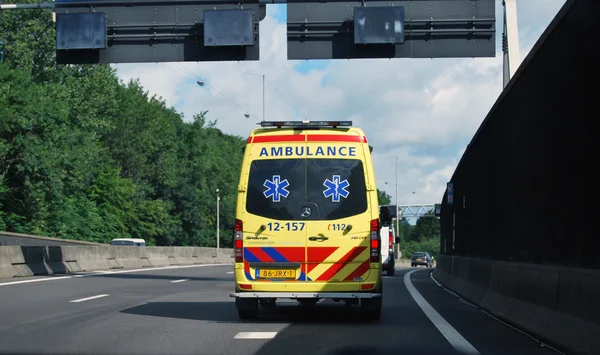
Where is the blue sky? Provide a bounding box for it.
[271,4,331,75]
[115,0,567,208]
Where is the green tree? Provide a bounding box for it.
[399,215,441,259]
[0,9,247,247]
[413,216,440,242]
[377,189,392,205]
[400,218,414,242]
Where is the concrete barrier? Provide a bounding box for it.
[0,247,23,278]
[433,255,600,355]
[0,245,234,278]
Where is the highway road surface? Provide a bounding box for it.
[0,264,562,355]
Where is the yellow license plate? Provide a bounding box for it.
[417,259,422,262]
[258,269,296,279]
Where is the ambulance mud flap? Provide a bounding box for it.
[360,283,382,320]
[360,297,382,321]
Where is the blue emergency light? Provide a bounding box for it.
[258,120,353,128]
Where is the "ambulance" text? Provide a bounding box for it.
[258,146,357,157]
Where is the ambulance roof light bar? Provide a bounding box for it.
[259,120,353,128]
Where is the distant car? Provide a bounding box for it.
[411,252,433,268]
[110,238,146,246]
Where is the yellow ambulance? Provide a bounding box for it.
[229,120,383,320]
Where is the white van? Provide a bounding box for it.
[379,206,398,276]
[110,238,146,246]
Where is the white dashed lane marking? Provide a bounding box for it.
[70,294,110,303]
[234,332,278,339]
[0,263,232,287]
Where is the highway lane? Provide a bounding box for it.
[0,265,560,355]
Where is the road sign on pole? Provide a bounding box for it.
[447,182,454,205]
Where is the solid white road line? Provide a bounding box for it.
[70,294,110,303]
[404,270,481,355]
[428,272,565,355]
[226,271,234,274]
[0,276,74,286]
[0,263,233,287]
[234,332,278,340]
[170,279,189,283]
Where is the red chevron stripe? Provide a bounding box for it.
[275,247,305,263]
[246,247,275,262]
[343,260,371,281]
[316,247,367,281]
[306,247,338,274]
[307,247,338,262]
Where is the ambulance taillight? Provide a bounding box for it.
[234,219,243,263]
[388,229,394,254]
[370,218,380,262]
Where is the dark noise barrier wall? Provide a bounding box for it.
[433,1,599,354]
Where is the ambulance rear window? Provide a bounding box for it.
[246,158,368,220]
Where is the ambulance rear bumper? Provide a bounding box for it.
[230,292,381,299]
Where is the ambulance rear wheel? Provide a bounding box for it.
[236,297,258,320]
[238,309,258,320]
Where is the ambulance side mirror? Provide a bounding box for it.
[395,237,400,243]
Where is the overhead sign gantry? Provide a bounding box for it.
[52,0,265,64]
[286,0,495,60]
[38,0,496,64]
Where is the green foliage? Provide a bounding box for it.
[377,189,391,206]
[0,10,245,246]
[399,216,441,259]
[408,216,439,242]
[402,238,440,260]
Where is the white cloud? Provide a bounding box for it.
[113,0,566,210]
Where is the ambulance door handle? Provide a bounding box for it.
[308,236,329,242]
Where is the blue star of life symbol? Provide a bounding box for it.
[263,175,290,202]
[323,175,350,202]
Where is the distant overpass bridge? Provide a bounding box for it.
[380,204,439,221]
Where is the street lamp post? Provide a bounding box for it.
[395,157,400,260]
[216,189,220,255]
